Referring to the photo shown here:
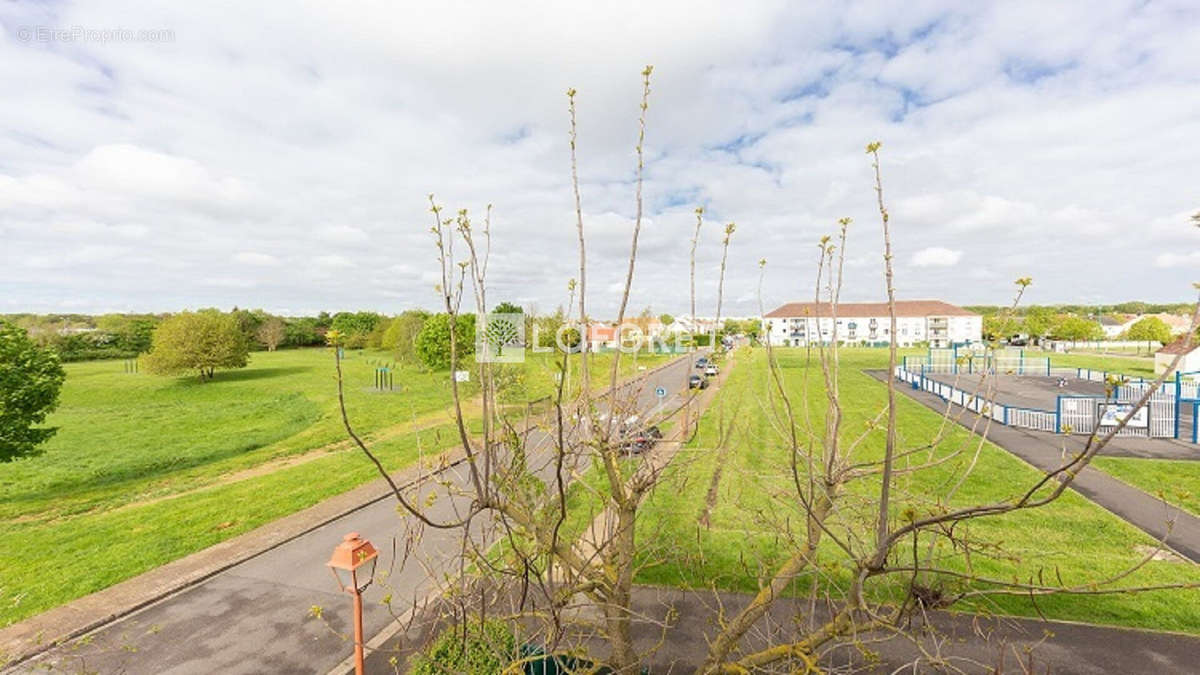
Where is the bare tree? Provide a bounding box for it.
[692,143,1200,674]
[256,317,286,351]
[326,78,1200,675]
[710,222,735,349]
[327,65,712,673]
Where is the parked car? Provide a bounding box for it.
[688,374,707,389]
[621,425,662,454]
[695,356,709,369]
[704,365,719,376]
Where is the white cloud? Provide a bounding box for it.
[1155,251,1200,269]
[74,144,248,203]
[313,254,353,268]
[233,252,281,266]
[911,247,963,267]
[202,277,258,288]
[2,1,1199,313]
[315,225,369,244]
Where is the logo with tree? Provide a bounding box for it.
[477,313,525,363]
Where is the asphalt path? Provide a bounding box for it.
[11,354,702,675]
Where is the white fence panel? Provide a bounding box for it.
[1058,397,1093,434]
[1008,407,1057,432]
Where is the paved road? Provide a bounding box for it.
[11,355,702,675]
[872,370,1200,563]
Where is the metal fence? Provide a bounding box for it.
[1043,339,1162,352]
[894,365,1182,438]
[904,349,1051,377]
[893,367,1052,432]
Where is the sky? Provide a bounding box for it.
[1,1,1199,318]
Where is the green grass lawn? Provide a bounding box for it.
[633,347,1200,633]
[1092,457,1200,518]
[0,347,667,627]
[1047,352,1157,378]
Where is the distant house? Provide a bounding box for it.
[1098,316,1125,339]
[1155,338,1200,376]
[586,324,618,351]
[762,300,982,349]
[666,315,720,336]
[625,317,665,338]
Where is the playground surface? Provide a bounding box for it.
[919,370,1197,446]
[920,370,1109,411]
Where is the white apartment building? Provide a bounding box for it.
[762,300,982,348]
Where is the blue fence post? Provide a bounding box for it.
[1055,396,1062,434]
[1194,402,1199,444]
[1046,359,1051,377]
[1003,405,1009,425]
[1176,371,1183,439]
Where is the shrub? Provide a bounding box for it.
[410,619,517,675]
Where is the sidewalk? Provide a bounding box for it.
[627,586,1200,673]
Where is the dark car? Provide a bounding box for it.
[689,374,707,389]
[695,356,709,369]
[621,425,662,454]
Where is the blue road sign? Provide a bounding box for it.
[655,386,667,398]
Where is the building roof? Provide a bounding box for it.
[1098,316,1123,326]
[1149,313,1195,331]
[763,300,977,319]
[588,324,617,342]
[1157,337,1199,356]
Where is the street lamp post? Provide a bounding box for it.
[327,532,379,675]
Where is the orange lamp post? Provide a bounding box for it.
[327,532,379,675]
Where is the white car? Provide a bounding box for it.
[704,365,718,376]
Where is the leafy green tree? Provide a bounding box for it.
[533,307,568,348]
[492,301,523,316]
[982,314,1022,341]
[95,314,158,354]
[741,318,761,341]
[365,317,392,349]
[1023,306,1054,341]
[0,321,67,461]
[415,313,475,370]
[144,311,250,381]
[382,310,430,362]
[330,311,383,338]
[1051,315,1104,341]
[229,307,267,344]
[284,317,324,347]
[659,313,674,326]
[1125,316,1171,343]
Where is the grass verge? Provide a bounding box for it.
[633,347,1200,634]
